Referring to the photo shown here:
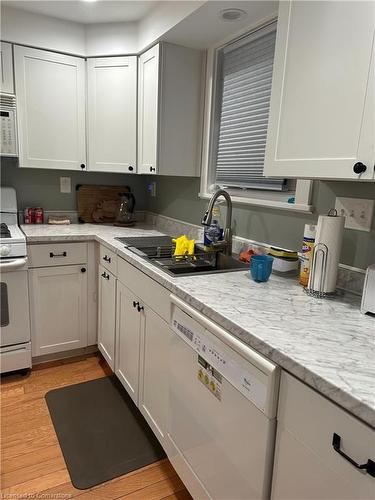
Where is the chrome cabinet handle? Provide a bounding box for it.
[50,251,67,258]
[332,433,375,477]
[103,255,111,263]
[101,272,109,280]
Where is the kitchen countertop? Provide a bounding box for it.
[23,223,375,428]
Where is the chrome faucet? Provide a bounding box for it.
[201,189,233,256]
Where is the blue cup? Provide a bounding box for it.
[250,255,274,283]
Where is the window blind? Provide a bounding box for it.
[214,26,286,191]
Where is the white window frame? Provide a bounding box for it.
[199,18,313,213]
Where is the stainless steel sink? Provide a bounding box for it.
[115,236,249,277]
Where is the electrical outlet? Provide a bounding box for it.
[147,181,156,197]
[60,177,71,194]
[335,197,374,232]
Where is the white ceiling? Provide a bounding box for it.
[1,0,159,24]
[164,1,278,49]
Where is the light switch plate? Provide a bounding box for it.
[335,197,374,231]
[60,177,71,194]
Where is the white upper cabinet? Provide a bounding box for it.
[264,1,375,181]
[138,45,159,175]
[87,56,137,174]
[138,43,202,176]
[14,46,86,170]
[0,42,14,94]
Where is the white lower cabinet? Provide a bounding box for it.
[97,264,116,370]
[114,257,170,444]
[271,372,375,499]
[29,265,88,357]
[139,306,170,444]
[115,281,142,405]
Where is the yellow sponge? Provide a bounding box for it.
[172,235,195,260]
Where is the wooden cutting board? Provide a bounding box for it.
[77,185,130,223]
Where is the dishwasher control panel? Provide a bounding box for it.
[172,305,269,413]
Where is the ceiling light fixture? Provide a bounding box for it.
[220,8,247,22]
[82,0,97,3]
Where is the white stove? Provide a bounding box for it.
[1,224,27,258]
[0,187,27,258]
[0,187,31,374]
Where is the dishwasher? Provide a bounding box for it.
[167,295,280,500]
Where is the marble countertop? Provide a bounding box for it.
[22,223,375,428]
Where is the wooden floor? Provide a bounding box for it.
[0,354,192,500]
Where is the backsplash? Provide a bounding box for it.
[146,212,366,296]
[147,176,375,271]
[0,160,148,211]
[1,160,374,272]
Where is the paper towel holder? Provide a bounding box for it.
[304,209,339,299]
[305,242,331,298]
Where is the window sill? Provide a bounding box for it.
[198,191,314,213]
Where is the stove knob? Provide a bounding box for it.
[0,245,11,257]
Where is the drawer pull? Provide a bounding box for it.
[50,251,67,258]
[103,255,111,263]
[101,272,110,280]
[332,433,375,477]
[133,301,139,308]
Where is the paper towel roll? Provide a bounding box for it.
[308,214,345,294]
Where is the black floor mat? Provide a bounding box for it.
[45,375,166,489]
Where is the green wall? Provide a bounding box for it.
[147,176,375,270]
[1,159,374,269]
[0,159,148,211]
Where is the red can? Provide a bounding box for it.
[24,207,33,224]
[34,207,44,224]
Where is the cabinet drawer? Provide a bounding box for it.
[276,373,375,492]
[99,245,117,274]
[28,243,87,268]
[118,257,170,322]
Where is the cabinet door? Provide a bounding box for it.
[29,265,88,357]
[264,1,375,180]
[138,44,159,175]
[97,265,116,370]
[87,57,137,174]
[139,307,170,444]
[0,42,14,94]
[271,372,375,499]
[115,281,141,404]
[14,46,86,170]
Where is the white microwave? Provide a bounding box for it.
[0,97,18,157]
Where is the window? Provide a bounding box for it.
[214,24,286,191]
[200,20,313,212]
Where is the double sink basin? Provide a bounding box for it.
[116,235,248,277]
